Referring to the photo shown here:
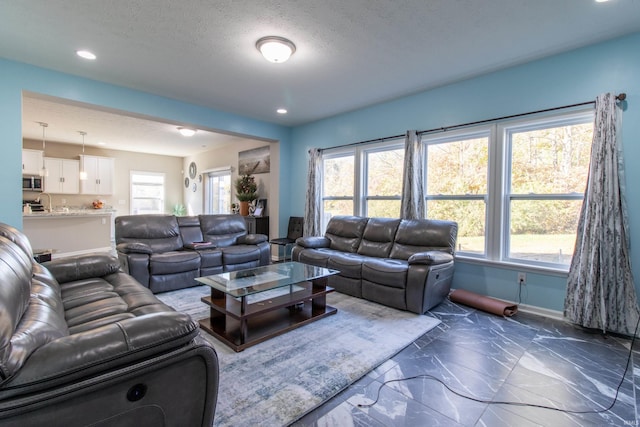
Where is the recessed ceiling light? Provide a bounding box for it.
[277,108,288,114]
[76,50,97,60]
[178,127,197,137]
[256,36,296,63]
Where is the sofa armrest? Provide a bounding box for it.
[43,254,122,284]
[295,236,330,249]
[116,242,153,254]
[408,251,453,266]
[184,241,216,250]
[237,234,268,245]
[7,312,198,391]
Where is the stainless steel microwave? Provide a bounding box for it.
[23,176,43,191]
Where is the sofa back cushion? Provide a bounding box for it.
[115,215,183,253]
[198,214,247,247]
[324,216,368,253]
[177,216,204,245]
[390,219,458,260]
[357,218,401,258]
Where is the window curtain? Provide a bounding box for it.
[304,148,322,236]
[400,130,425,219]
[564,92,640,335]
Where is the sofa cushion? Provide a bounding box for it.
[199,214,248,247]
[197,248,223,268]
[357,218,401,258]
[177,215,204,244]
[149,251,201,275]
[115,215,183,253]
[362,258,408,289]
[327,252,368,279]
[325,216,368,253]
[390,219,457,260]
[220,245,261,265]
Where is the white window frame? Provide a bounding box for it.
[129,170,165,214]
[204,167,232,214]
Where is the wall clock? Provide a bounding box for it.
[189,162,197,179]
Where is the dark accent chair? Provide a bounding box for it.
[270,216,304,261]
[0,223,219,426]
[292,215,458,313]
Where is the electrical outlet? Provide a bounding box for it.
[518,272,526,285]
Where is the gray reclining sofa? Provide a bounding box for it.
[0,223,219,426]
[115,214,270,293]
[292,215,458,313]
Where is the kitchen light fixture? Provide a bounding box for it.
[76,50,96,60]
[78,131,88,180]
[256,36,296,63]
[178,127,197,137]
[38,122,49,177]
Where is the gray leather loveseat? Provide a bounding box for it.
[115,214,270,293]
[0,223,219,426]
[292,216,457,313]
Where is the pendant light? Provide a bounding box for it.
[38,122,49,177]
[78,131,88,180]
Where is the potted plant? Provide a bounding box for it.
[235,174,258,215]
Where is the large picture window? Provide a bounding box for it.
[503,114,592,266]
[424,130,490,256]
[318,110,592,271]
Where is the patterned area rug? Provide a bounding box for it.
[157,286,441,427]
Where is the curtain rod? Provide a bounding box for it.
[316,93,626,152]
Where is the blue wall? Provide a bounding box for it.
[2,32,639,313]
[0,59,292,229]
[290,32,640,312]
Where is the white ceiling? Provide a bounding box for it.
[3,0,640,156]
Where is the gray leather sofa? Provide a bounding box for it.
[115,214,270,293]
[0,223,219,426]
[292,216,458,313]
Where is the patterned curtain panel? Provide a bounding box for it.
[400,130,425,219]
[304,148,322,237]
[564,92,640,335]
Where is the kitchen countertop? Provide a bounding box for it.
[23,209,117,217]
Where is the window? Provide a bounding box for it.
[422,110,593,269]
[503,114,592,266]
[130,171,165,214]
[322,152,355,229]
[318,110,592,270]
[321,140,404,230]
[205,169,231,214]
[363,145,404,218]
[424,130,490,256]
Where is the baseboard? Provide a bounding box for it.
[515,302,564,321]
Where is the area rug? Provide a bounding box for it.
[157,286,441,427]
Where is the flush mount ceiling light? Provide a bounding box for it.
[256,36,296,63]
[276,108,288,114]
[76,50,96,60]
[178,127,197,137]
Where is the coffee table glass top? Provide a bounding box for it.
[196,261,338,298]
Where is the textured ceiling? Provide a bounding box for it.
[3,0,640,155]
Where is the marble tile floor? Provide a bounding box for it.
[292,299,638,427]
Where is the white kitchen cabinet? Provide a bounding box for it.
[44,157,80,194]
[22,149,43,175]
[80,155,114,195]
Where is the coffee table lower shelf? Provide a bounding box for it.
[198,282,336,352]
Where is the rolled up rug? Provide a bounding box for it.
[449,288,518,317]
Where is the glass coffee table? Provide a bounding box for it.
[196,262,339,352]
